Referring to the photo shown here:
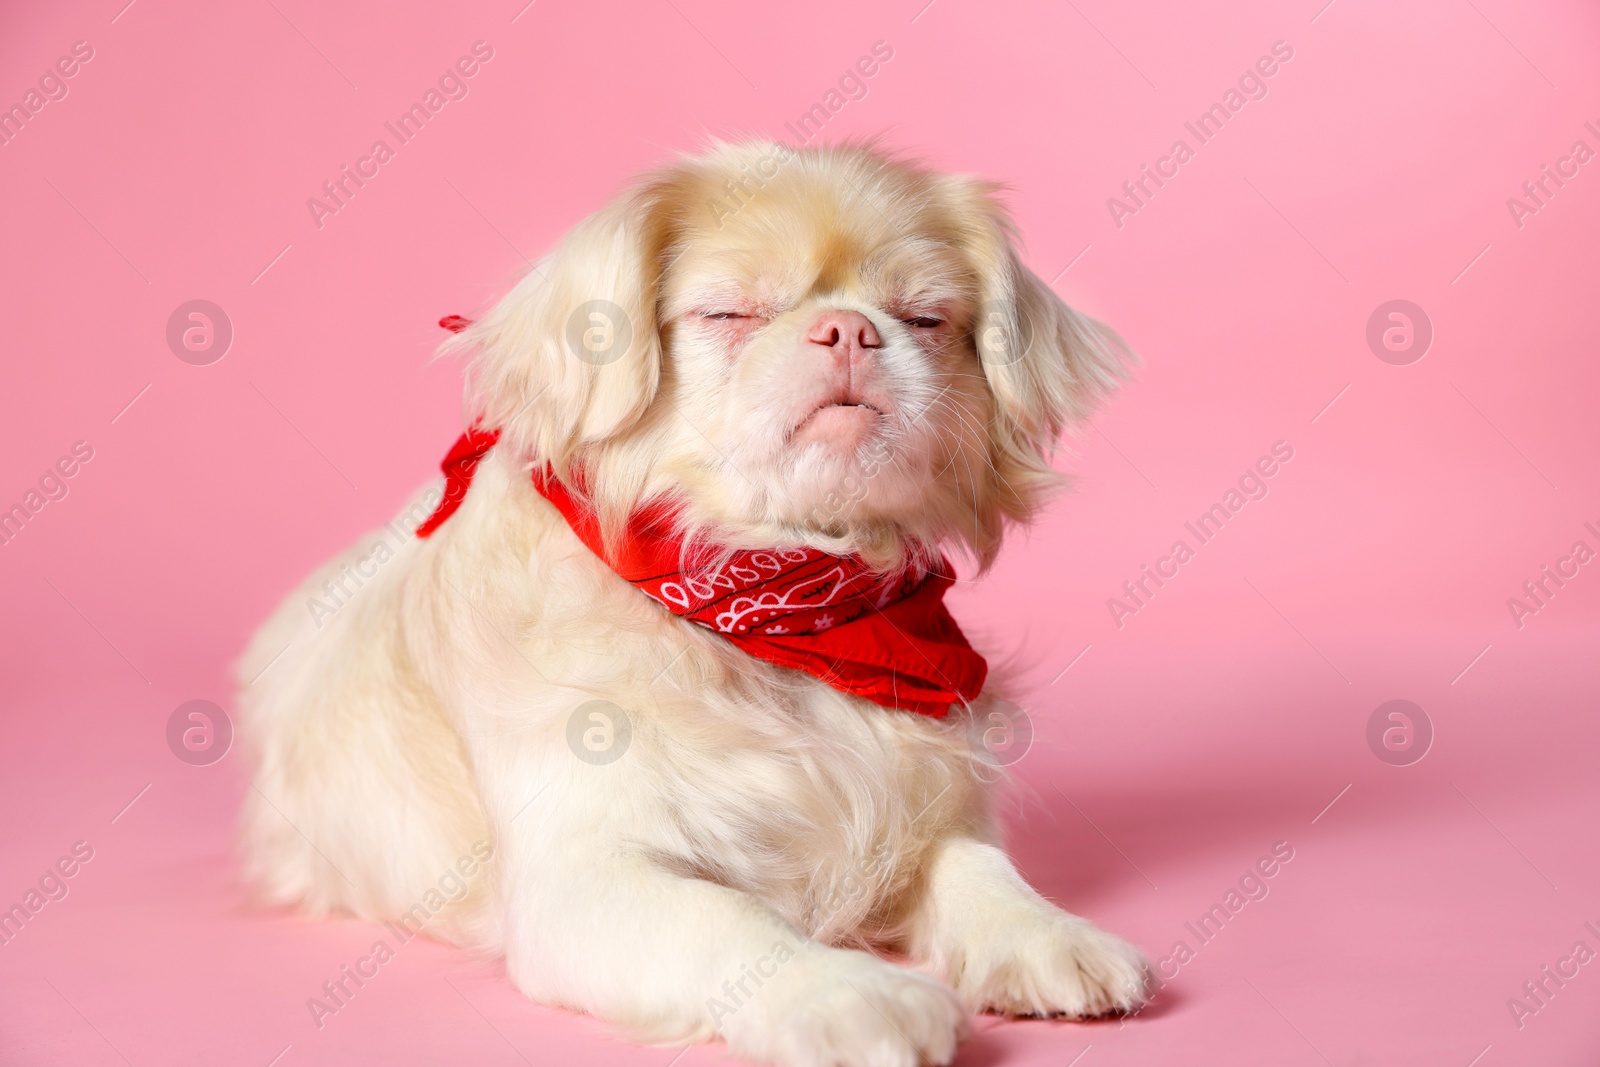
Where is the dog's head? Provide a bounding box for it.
[447,141,1129,571]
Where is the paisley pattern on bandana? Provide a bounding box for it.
[417,425,987,718]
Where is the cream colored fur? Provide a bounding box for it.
[238,141,1147,1067]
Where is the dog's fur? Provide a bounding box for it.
[238,141,1147,1067]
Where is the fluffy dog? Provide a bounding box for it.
[238,140,1147,1067]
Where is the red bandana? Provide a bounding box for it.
[414,425,986,717]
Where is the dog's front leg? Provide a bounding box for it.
[499,823,967,1067]
[904,836,1149,1018]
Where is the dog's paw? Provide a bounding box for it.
[946,912,1149,1019]
[725,947,969,1067]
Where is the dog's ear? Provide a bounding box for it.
[446,179,676,469]
[944,177,1134,523]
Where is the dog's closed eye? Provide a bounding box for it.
[449,140,1132,568]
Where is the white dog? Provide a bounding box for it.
[238,140,1147,1067]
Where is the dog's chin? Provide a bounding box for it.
[761,438,926,540]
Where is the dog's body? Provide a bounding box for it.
[239,142,1146,1067]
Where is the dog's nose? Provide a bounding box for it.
[807,310,880,358]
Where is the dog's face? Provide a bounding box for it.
[452,142,1127,569]
[656,152,997,558]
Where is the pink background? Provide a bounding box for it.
[3,0,1598,1063]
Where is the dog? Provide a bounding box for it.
[238,140,1147,1067]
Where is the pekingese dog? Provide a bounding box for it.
[239,140,1147,1066]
